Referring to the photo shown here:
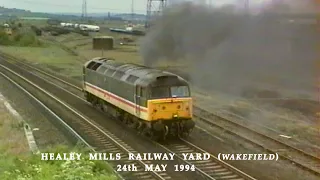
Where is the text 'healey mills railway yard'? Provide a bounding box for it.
[40,152,279,172]
[41,152,279,161]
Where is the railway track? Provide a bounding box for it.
[0,68,123,180]
[193,106,320,176]
[0,53,258,180]
[0,62,171,180]
[159,140,256,180]
[2,53,320,177]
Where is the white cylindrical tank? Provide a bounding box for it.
[126,27,133,31]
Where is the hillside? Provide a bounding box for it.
[0,6,146,21]
[0,6,80,20]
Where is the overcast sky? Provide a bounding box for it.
[1,0,272,14]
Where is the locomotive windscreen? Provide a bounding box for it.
[170,86,189,97]
[153,76,181,86]
[151,87,170,98]
[150,86,190,99]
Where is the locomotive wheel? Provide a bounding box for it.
[100,104,104,111]
[179,132,189,138]
[137,123,146,135]
[141,126,149,136]
[149,130,161,141]
[150,127,168,141]
[84,92,90,102]
[131,120,139,129]
[136,121,143,131]
[123,113,131,125]
[85,92,93,103]
[97,99,104,111]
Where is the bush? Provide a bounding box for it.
[0,29,43,47]
[13,31,42,47]
[31,26,42,36]
[50,31,59,36]
[42,26,70,36]
[18,33,42,46]
[0,145,118,180]
[0,30,11,45]
[73,28,89,36]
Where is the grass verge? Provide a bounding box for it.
[0,104,29,155]
[0,145,118,180]
[0,45,84,79]
[0,98,117,180]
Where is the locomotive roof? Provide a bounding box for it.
[85,57,187,86]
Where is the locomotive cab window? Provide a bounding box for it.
[170,86,190,97]
[151,87,170,99]
[91,63,102,70]
[86,61,96,69]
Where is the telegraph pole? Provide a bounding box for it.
[131,0,134,22]
[81,0,87,22]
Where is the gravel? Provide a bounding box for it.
[0,75,71,150]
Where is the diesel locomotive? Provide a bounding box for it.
[82,57,195,140]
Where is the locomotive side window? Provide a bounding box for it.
[105,69,116,76]
[97,66,107,73]
[170,86,190,97]
[126,75,138,83]
[151,87,170,98]
[113,71,125,79]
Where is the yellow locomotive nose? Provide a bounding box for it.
[148,98,192,120]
